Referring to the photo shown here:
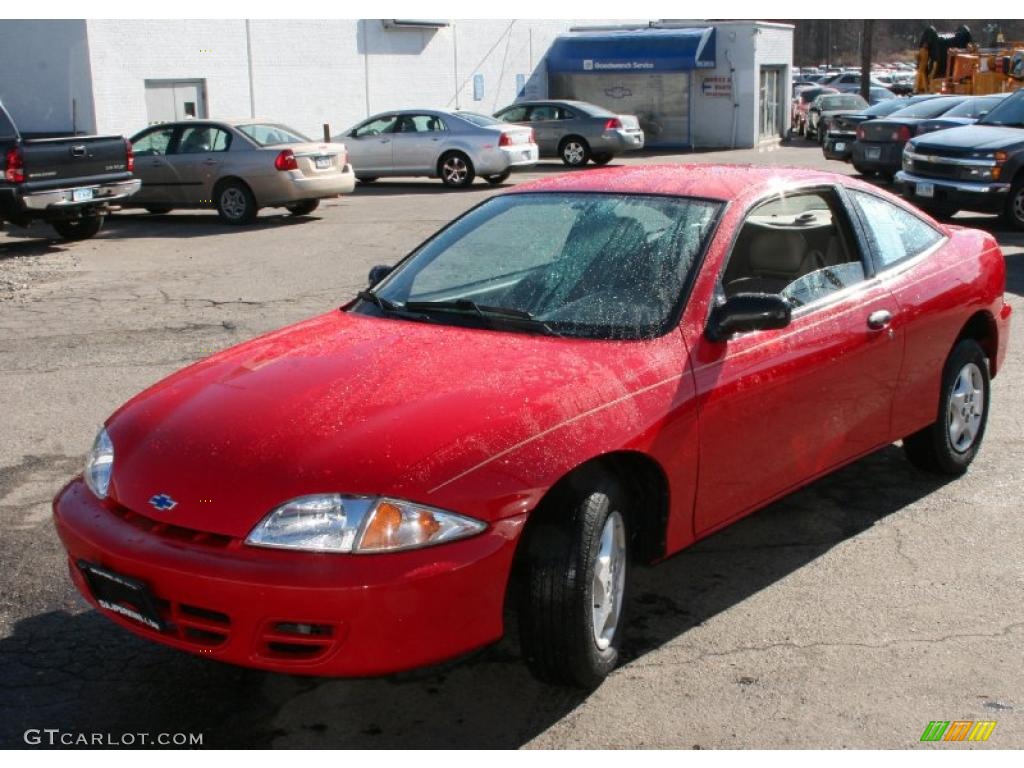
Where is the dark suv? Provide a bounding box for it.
[896,89,1024,229]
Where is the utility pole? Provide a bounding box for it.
[860,20,874,101]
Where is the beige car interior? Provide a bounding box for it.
[722,191,866,306]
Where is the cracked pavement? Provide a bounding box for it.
[1,144,1021,748]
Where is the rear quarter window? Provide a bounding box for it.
[850,191,944,269]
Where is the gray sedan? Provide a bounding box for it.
[337,110,538,188]
[128,120,355,224]
[493,100,644,166]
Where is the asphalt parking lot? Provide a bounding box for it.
[1,140,1021,749]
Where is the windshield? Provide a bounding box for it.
[820,95,867,110]
[863,98,910,117]
[236,123,310,146]
[890,98,964,119]
[355,193,722,339]
[455,112,500,127]
[979,92,1024,127]
[943,95,1006,119]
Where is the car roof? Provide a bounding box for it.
[506,164,858,203]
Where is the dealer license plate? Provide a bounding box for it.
[866,146,881,161]
[314,156,332,169]
[72,188,94,202]
[79,561,164,631]
[916,182,935,198]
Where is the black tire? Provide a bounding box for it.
[357,176,378,184]
[559,136,591,167]
[144,206,172,215]
[1003,177,1024,231]
[920,204,959,221]
[853,164,875,178]
[484,170,511,186]
[591,153,614,165]
[51,215,104,241]
[518,473,630,688]
[903,339,990,475]
[215,180,258,224]
[286,200,320,216]
[438,152,475,188]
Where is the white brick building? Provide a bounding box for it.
[0,19,792,149]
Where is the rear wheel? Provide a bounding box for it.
[144,206,172,215]
[216,181,258,224]
[484,170,511,186]
[518,473,630,688]
[1003,178,1024,231]
[559,137,590,167]
[903,339,990,475]
[51,215,104,241]
[439,152,475,188]
[357,177,378,184]
[286,200,320,216]
[591,152,614,165]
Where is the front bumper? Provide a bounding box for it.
[53,479,522,676]
[20,178,141,211]
[894,171,1010,214]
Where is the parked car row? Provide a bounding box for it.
[815,87,1024,230]
[2,99,646,237]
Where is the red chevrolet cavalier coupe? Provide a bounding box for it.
[54,165,1011,687]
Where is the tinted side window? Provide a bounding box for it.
[353,116,397,137]
[851,191,943,268]
[132,127,176,156]
[529,106,559,121]
[498,106,529,122]
[178,126,230,153]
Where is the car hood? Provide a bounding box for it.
[910,124,1024,152]
[105,310,682,538]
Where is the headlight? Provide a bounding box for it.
[245,494,486,554]
[962,165,997,181]
[84,427,114,499]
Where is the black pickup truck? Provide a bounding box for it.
[1,101,140,240]
[896,89,1024,230]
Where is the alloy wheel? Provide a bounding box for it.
[591,510,626,651]
[563,142,585,165]
[442,156,469,185]
[947,362,985,453]
[220,188,247,220]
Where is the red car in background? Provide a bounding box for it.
[792,85,839,137]
[54,165,1011,688]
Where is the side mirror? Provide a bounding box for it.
[368,264,393,286]
[706,293,792,342]
[977,110,989,119]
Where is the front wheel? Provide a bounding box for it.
[286,200,320,216]
[439,152,475,188]
[903,339,990,475]
[518,474,629,688]
[216,181,258,224]
[144,206,172,215]
[1004,178,1024,231]
[51,215,104,241]
[484,170,511,186]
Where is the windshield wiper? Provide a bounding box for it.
[403,299,562,336]
[357,289,402,313]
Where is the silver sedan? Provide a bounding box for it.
[128,120,355,224]
[337,110,538,188]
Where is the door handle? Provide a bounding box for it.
[867,309,892,330]
[201,159,218,166]
[379,139,390,144]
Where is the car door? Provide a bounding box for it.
[164,124,232,205]
[129,125,182,205]
[391,114,447,173]
[344,115,398,175]
[527,105,562,155]
[687,186,904,536]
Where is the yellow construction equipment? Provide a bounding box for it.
[916,25,1024,95]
